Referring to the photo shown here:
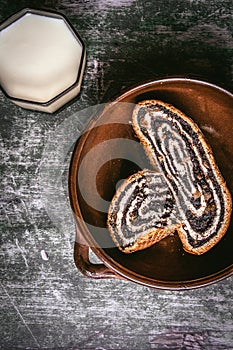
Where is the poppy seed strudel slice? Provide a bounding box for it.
[107,169,179,253]
[132,100,232,255]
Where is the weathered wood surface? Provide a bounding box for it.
[0,0,233,349]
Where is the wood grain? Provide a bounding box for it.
[0,0,233,349]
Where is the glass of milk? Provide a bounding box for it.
[0,8,86,113]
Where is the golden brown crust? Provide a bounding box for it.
[120,226,174,254]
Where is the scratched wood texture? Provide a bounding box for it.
[0,0,233,349]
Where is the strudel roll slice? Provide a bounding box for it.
[107,169,179,253]
[132,100,232,255]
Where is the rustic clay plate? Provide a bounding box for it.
[69,77,233,289]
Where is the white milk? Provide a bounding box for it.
[0,10,85,112]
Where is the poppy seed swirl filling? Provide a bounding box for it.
[132,101,232,254]
[107,170,178,252]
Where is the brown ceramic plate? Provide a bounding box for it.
[69,77,233,289]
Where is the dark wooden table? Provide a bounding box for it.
[1,1,233,349]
